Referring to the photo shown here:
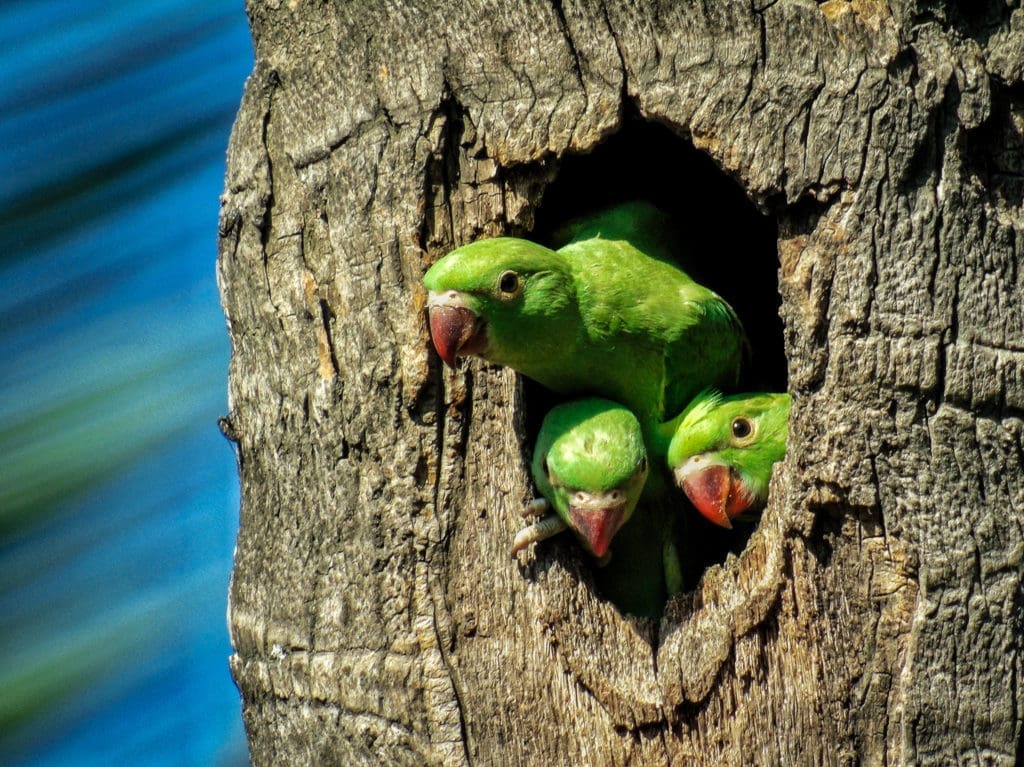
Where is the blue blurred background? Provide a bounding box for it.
[0,2,253,764]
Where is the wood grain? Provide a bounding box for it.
[218,1,1024,764]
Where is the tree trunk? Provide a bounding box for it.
[217,1,1024,764]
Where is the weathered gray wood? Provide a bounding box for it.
[218,1,1024,764]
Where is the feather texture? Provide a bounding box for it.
[529,398,648,557]
[668,390,790,527]
[424,202,746,449]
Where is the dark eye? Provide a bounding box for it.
[498,270,520,296]
[731,417,753,440]
[542,457,550,477]
[638,457,648,474]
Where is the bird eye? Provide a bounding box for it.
[731,417,754,441]
[497,270,520,297]
[638,457,648,474]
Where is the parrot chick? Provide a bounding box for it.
[423,202,745,444]
[515,398,649,559]
[667,390,790,528]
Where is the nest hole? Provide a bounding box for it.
[524,115,786,608]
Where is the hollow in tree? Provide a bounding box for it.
[218,3,1024,765]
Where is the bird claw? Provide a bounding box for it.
[511,512,567,556]
[522,497,551,518]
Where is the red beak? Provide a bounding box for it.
[428,304,482,368]
[569,503,626,558]
[679,463,752,528]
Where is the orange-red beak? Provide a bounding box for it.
[569,501,626,558]
[427,291,485,368]
[676,460,752,528]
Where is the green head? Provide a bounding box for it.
[423,238,578,373]
[531,398,648,558]
[667,390,790,528]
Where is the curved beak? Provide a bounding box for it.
[674,457,752,529]
[427,290,484,368]
[568,492,627,558]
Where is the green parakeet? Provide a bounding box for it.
[513,397,678,618]
[423,202,745,448]
[667,390,790,528]
[513,398,649,558]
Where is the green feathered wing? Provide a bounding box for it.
[425,203,747,616]
[424,202,746,451]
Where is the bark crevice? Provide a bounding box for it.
[221,2,1024,764]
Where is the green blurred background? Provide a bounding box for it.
[1,2,253,764]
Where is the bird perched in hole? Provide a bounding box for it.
[423,201,746,452]
[513,397,680,618]
[512,398,649,560]
[667,390,790,528]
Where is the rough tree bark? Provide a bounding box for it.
[218,1,1024,765]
